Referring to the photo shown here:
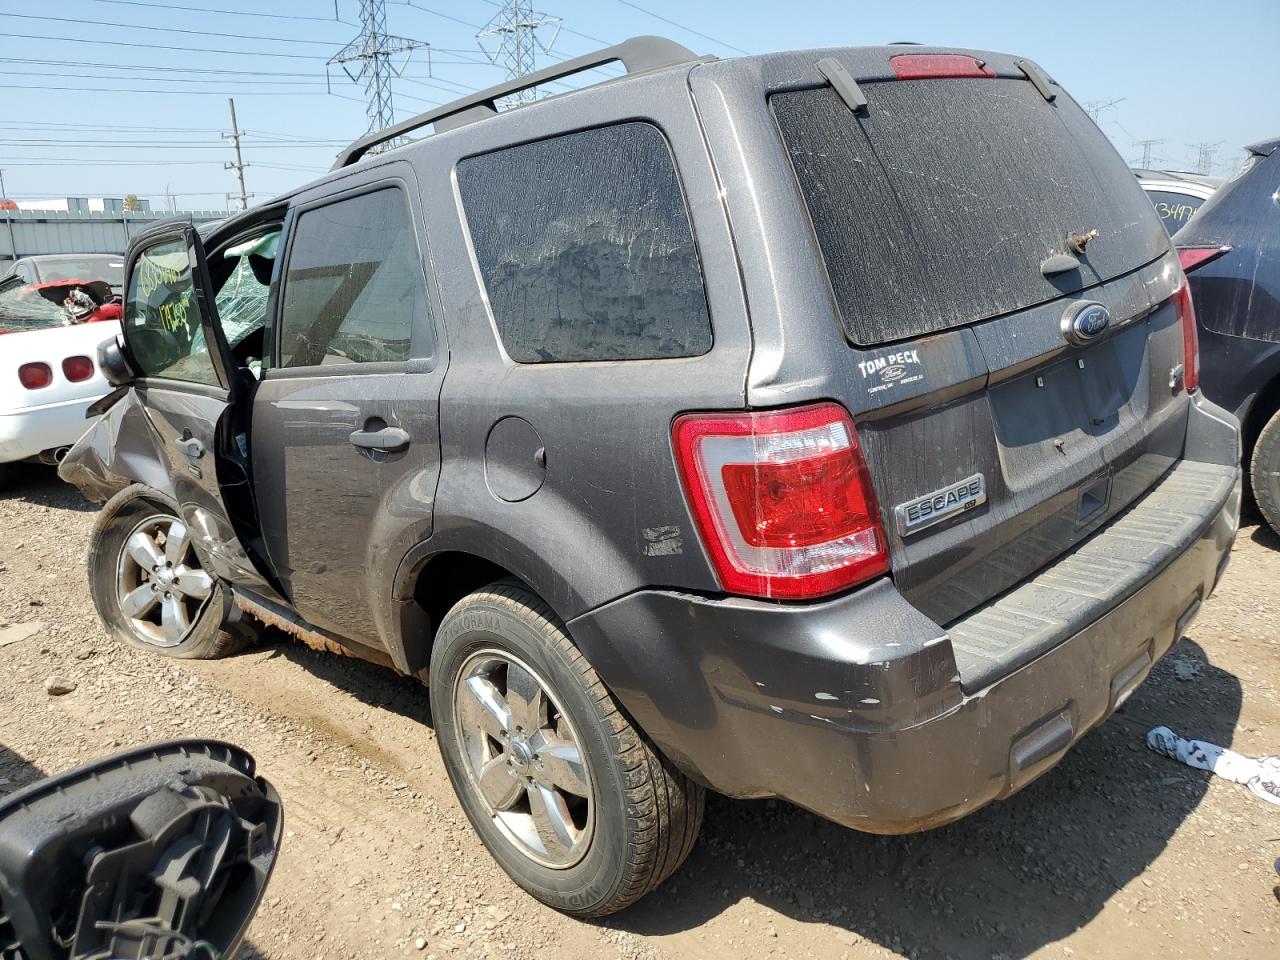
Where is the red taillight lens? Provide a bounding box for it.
[18,362,52,390]
[890,54,996,80]
[61,355,94,383]
[1175,281,1200,393]
[672,402,889,600]
[1177,246,1231,273]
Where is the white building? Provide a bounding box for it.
[14,197,152,214]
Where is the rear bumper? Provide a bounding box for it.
[568,397,1241,833]
[0,395,100,463]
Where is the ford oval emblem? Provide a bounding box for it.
[1061,301,1111,347]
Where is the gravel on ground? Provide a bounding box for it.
[1,462,1277,960]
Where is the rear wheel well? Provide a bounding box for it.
[402,552,524,676]
[1244,374,1280,457]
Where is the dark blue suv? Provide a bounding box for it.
[1176,137,1280,534]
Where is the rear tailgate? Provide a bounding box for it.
[693,49,1184,633]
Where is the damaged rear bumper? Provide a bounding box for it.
[568,397,1241,833]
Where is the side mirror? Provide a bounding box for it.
[0,740,282,960]
[97,333,136,387]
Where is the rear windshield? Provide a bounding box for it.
[1145,189,1207,234]
[771,78,1168,346]
[36,256,125,288]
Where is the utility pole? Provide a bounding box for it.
[1133,138,1163,169]
[223,98,251,211]
[329,0,429,145]
[0,169,17,268]
[477,0,562,102]
[1189,141,1223,176]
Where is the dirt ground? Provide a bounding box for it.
[1,462,1278,960]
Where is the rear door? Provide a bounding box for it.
[249,166,443,648]
[118,222,276,594]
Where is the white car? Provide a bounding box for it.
[0,254,124,484]
[0,320,122,480]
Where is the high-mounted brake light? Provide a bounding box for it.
[890,54,996,80]
[1177,245,1231,273]
[62,355,94,383]
[18,362,52,390]
[672,402,889,600]
[1174,281,1200,394]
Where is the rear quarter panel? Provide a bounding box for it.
[403,65,752,621]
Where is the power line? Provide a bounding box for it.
[1,141,342,148]
[6,32,330,61]
[0,70,328,87]
[0,83,354,97]
[392,1,484,31]
[7,13,346,45]
[610,0,747,54]
[82,0,353,24]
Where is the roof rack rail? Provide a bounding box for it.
[330,35,701,170]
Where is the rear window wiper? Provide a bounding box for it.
[815,57,868,114]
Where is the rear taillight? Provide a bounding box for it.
[1177,246,1231,273]
[672,402,889,600]
[18,362,52,390]
[62,355,94,383]
[890,54,995,79]
[1175,281,1200,394]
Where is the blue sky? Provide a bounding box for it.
[1,0,1274,210]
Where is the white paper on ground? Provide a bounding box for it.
[1147,725,1280,808]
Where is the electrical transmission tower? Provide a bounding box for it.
[329,0,429,144]
[477,0,562,103]
[1083,98,1125,124]
[1189,141,1224,176]
[1133,138,1163,169]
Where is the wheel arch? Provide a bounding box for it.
[1242,366,1280,459]
[387,544,556,678]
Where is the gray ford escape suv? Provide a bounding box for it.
[62,38,1242,916]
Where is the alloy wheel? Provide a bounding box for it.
[453,649,595,869]
[115,514,213,648]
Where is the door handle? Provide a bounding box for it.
[349,426,411,453]
[174,436,203,460]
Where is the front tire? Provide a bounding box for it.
[1252,407,1280,536]
[88,485,245,659]
[430,580,703,917]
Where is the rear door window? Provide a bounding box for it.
[1144,189,1207,233]
[457,121,712,363]
[278,188,426,368]
[772,78,1169,346]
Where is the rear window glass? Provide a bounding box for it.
[457,122,712,363]
[37,256,124,289]
[1144,190,1206,233]
[772,78,1168,346]
[0,279,68,333]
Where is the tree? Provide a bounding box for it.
[123,194,141,212]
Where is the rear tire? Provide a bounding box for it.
[430,580,703,917]
[1252,407,1280,536]
[88,485,246,659]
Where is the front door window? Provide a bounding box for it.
[124,238,220,386]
